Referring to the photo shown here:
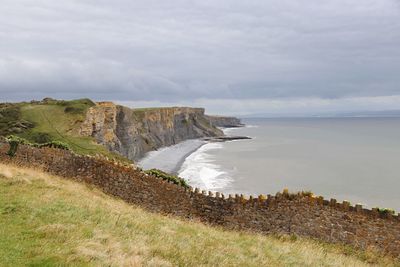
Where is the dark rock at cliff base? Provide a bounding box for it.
[203,136,251,142]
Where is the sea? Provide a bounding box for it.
[138,118,400,212]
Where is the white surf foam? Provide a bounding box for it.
[245,124,259,128]
[178,142,233,191]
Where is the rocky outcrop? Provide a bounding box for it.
[79,102,121,152]
[79,103,224,160]
[205,115,244,128]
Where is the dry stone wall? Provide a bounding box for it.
[1,143,399,257]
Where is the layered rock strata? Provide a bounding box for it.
[78,102,232,160]
[204,115,244,127]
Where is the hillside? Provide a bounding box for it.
[1,164,398,267]
[0,98,130,162]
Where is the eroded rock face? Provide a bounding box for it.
[79,102,122,152]
[79,103,224,160]
[204,115,244,128]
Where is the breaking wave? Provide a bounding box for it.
[178,142,233,191]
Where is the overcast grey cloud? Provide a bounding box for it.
[1,0,400,115]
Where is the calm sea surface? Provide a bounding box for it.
[177,118,400,211]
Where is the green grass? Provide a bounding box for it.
[19,100,91,140]
[144,169,189,188]
[0,164,398,267]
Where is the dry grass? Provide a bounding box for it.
[0,164,399,267]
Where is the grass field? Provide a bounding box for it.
[0,164,398,267]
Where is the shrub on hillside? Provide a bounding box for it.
[144,169,189,188]
[376,208,395,216]
[5,135,70,157]
[64,106,84,114]
[0,105,34,136]
[6,135,31,145]
[38,141,70,150]
[30,132,52,144]
[5,135,30,156]
[62,99,95,114]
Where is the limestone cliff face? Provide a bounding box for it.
[78,102,122,152]
[204,115,244,128]
[79,103,225,160]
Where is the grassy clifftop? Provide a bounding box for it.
[0,99,130,162]
[0,164,398,266]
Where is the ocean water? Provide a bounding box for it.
[177,118,400,212]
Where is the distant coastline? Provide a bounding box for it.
[240,110,400,119]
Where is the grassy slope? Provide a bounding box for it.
[0,99,130,163]
[0,164,398,267]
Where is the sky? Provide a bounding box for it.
[1,0,400,116]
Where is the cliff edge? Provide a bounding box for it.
[78,102,240,160]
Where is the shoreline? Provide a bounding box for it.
[171,141,206,175]
[174,128,249,175]
[138,127,249,183]
[137,139,206,174]
[175,127,249,188]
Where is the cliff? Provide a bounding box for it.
[205,115,244,127]
[78,102,227,160]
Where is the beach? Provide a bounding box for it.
[137,139,207,174]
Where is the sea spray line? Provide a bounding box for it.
[178,142,233,191]
[176,127,253,191]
